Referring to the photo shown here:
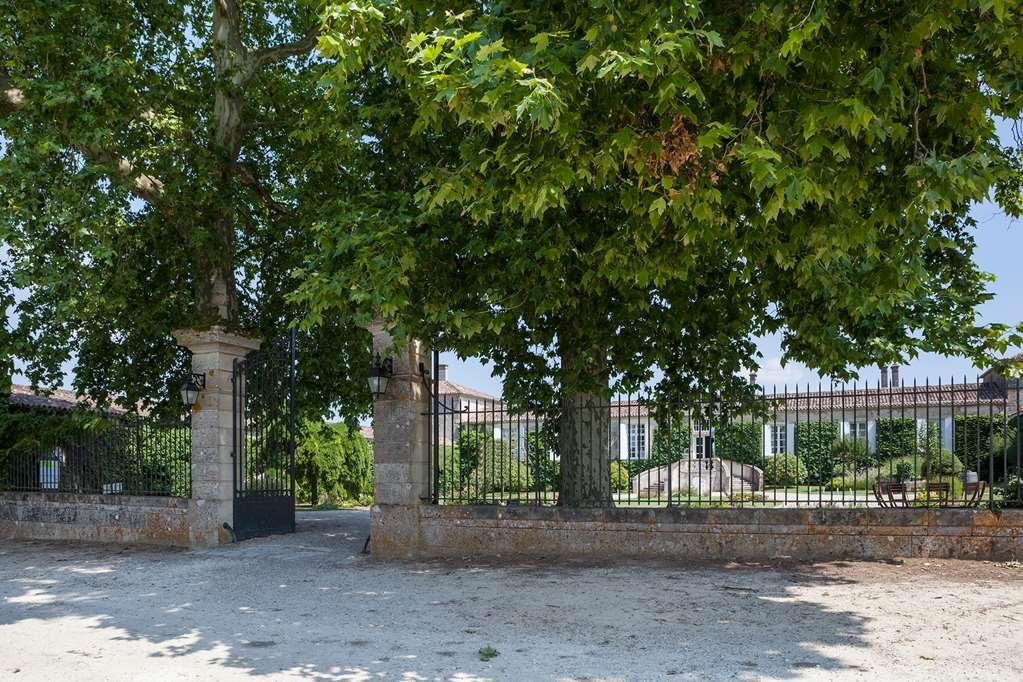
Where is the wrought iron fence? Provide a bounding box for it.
[428,376,1022,510]
[1,413,191,498]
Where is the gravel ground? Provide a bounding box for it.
[2,509,1022,681]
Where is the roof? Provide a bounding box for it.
[761,382,1012,412]
[5,383,126,415]
[437,378,498,401]
[433,382,1018,422]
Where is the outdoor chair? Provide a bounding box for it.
[884,482,910,508]
[963,481,987,508]
[923,481,952,507]
[872,481,891,508]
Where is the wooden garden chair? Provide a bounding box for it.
[963,481,987,508]
[872,481,891,508]
[884,482,910,508]
[924,481,952,507]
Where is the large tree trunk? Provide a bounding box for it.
[205,0,247,323]
[558,347,612,507]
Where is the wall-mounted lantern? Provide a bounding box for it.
[368,353,394,398]
[180,373,206,410]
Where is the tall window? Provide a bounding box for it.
[628,423,647,459]
[771,424,787,455]
[849,421,868,442]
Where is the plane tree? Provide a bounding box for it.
[0,1,371,417]
[296,0,1023,506]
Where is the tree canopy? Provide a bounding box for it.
[1,1,370,418]
[299,0,1023,412]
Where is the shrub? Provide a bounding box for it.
[875,418,917,460]
[795,421,839,485]
[476,447,533,493]
[525,431,559,491]
[996,475,1023,509]
[894,460,914,482]
[713,422,762,466]
[831,438,872,473]
[610,461,630,492]
[920,448,962,477]
[436,443,461,495]
[295,421,373,506]
[764,454,807,487]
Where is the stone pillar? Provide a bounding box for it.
[369,321,432,506]
[172,326,261,547]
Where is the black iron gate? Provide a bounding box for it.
[231,328,297,540]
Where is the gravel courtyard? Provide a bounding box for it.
[2,509,1021,681]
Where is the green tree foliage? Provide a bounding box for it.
[795,421,839,484]
[713,422,762,465]
[295,420,373,506]
[830,437,872,473]
[299,0,1023,505]
[0,1,370,419]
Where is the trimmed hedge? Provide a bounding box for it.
[954,415,1015,469]
[713,422,762,466]
[875,418,917,460]
[795,421,839,485]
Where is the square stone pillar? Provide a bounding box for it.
[369,322,432,506]
[173,326,261,547]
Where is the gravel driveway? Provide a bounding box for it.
[2,509,1021,681]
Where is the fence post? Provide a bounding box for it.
[367,321,432,509]
[173,327,261,547]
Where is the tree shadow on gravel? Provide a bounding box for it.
[0,509,943,680]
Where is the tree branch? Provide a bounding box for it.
[1,69,165,204]
[252,30,320,71]
[236,163,294,216]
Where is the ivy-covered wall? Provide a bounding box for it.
[714,422,762,466]
[795,421,840,484]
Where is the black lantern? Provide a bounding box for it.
[180,373,206,409]
[368,353,394,398]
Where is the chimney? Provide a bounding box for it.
[748,370,757,386]
[890,365,899,386]
[880,366,889,388]
[437,363,448,382]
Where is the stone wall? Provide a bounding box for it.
[0,492,192,547]
[371,504,1023,562]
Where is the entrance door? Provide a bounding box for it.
[231,329,296,540]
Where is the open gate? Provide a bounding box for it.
[231,328,297,540]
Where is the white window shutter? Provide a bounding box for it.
[786,423,795,454]
[619,422,628,459]
[867,419,877,452]
[942,416,954,451]
[763,423,772,456]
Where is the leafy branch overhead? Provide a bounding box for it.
[0,1,369,419]
[297,0,1023,408]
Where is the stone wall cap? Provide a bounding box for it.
[172,326,262,354]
